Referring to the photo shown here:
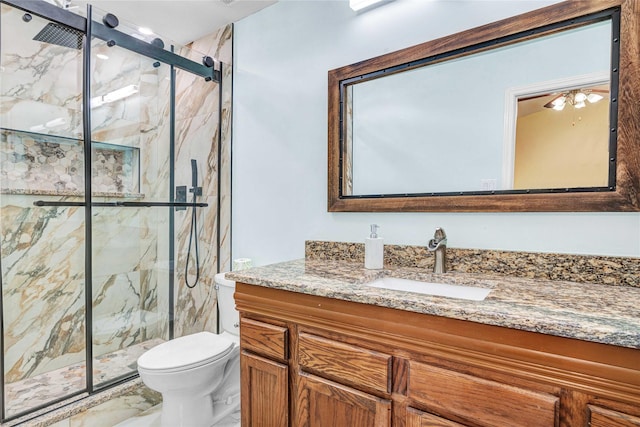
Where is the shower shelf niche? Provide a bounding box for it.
[0,128,142,197]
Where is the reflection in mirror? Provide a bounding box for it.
[513,81,610,190]
[344,18,613,197]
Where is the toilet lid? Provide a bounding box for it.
[137,332,234,372]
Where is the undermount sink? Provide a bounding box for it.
[366,276,492,301]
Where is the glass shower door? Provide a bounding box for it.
[88,9,172,389]
[0,4,87,418]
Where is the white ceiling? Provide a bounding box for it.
[70,0,276,45]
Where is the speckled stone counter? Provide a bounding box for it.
[227,246,640,350]
[305,241,640,287]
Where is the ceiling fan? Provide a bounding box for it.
[542,88,609,111]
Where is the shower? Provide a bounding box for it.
[0,0,226,422]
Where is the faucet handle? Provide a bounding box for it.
[433,227,446,241]
[428,227,447,251]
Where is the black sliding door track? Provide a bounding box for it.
[2,0,219,81]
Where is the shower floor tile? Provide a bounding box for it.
[5,339,164,418]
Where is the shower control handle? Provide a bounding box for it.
[175,186,187,211]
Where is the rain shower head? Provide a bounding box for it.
[33,22,83,50]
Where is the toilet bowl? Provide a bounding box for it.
[137,273,240,427]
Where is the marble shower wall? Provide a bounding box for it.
[173,24,233,337]
[1,198,86,382]
[89,36,173,363]
[1,4,87,385]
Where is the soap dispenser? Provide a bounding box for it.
[365,224,384,270]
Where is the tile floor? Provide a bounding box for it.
[5,338,239,426]
[114,404,240,427]
[5,339,163,418]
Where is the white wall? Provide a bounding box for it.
[232,0,640,266]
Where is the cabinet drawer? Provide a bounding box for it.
[240,318,288,361]
[589,405,640,427]
[408,361,558,427]
[298,332,391,394]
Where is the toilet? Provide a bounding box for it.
[137,273,240,427]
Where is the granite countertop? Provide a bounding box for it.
[227,258,640,350]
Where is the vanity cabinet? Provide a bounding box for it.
[236,283,640,427]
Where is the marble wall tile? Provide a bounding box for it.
[0,6,83,109]
[92,272,142,356]
[1,199,86,381]
[172,24,233,336]
[219,56,233,274]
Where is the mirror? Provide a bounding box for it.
[328,0,640,212]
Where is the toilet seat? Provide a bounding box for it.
[137,332,233,373]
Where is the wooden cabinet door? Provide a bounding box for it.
[407,407,468,427]
[589,406,640,427]
[296,371,391,427]
[241,351,288,427]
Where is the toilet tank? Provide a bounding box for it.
[215,273,239,336]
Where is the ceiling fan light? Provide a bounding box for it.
[574,92,588,103]
[587,93,604,103]
[552,103,565,111]
[575,101,586,109]
[551,96,566,107]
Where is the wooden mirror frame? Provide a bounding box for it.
[328,0,640,212]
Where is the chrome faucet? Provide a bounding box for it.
[427,227,447,273]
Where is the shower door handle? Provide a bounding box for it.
[33,201,208,208]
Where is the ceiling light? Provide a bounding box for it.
[90,84,139,108]
[103,84,139,103]
[587,93,604,103]
[29,117,66,133]
[349,0,393,12]
[574,92,587,103]
[574,101,586,109]
[552,103,565,111]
